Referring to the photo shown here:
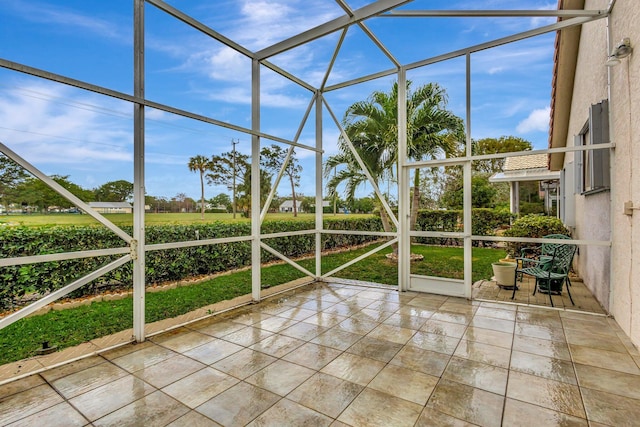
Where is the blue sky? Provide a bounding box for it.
[0,0,557,203]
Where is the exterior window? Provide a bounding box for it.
[575,100,610,195]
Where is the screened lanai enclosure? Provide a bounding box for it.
[0,0,620,374]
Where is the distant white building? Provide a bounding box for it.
[279,200,303,213]
[88,202,133,214]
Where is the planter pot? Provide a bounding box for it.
[492,262,517,289]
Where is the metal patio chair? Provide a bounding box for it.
[515,234,572,287]
[512,242,577,307]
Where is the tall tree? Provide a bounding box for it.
[325,80,464,241]
[188,155,211,219]
[94,180,133,202]
[0,153,29,213]
[260,144,303,216]
[440,174,498,209]
[349,197,375,214]
[13,175,93,211]
[207,151,249,218]
[210,193,232,212]
[440,136,534,208]
[470,136,532,173]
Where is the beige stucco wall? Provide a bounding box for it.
[566,0,640,347]
[609,0,640,348]
[565,0,610,310]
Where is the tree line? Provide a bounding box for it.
[0,156,136,213]
[188,144,302,219]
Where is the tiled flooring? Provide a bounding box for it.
[1,282,639,426]
[473,276,606,314]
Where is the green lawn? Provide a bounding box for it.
[0,243,504,365]
[0,212,372,227]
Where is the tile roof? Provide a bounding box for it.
[503,153,548,171]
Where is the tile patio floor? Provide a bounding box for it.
[1,282,639,426]
[473,275,606,315]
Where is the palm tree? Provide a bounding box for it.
[325,81,464,243]
[405,83,465,228]
[188,155,211,220]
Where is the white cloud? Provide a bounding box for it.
[4,0,131,43]
[472,36,554,75]
[450,1,559,40]
[0,82,132,165]
[205,47,252,83]
[198,48,314,109]
[516,106,551,133]
[145,108,176,122]
[177,0,344,86]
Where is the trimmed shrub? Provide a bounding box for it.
[520,202,545,215]
[502,214,570,257]
[470,208,513,240]
[0,217,382,310]
[414,209,512,246]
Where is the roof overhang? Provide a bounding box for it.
[489,168,561,183]
[548,0,585,171]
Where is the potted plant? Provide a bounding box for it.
[492,260,517,289]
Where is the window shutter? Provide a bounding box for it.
[589,100,610,190]
[562,162,575,226]
[574,134,583,194]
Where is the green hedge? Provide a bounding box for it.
[414,208,512,246]
[1,210,516,310]
[502,214,570,257]
[0,217,382,310]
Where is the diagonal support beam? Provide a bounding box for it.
[0,142,132,243]
[0,255,131,331]
[256,0,412,60]
[405,15,605,71]
[334,0,400,68]
[0,60,320,154]
[322,238,397,278]
[324,15,605,92]
[147,0,316,92]
[260,94,317,224]
[260,144,296,224]
[384,9,606,17]
[323,99,399,228]
[260,242,315,278]
[0,247,130,268]
[146,0,255,58]
[321,29,348,91]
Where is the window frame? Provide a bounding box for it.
[575,100,610,196]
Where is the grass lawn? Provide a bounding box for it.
[0,212,372,227]
[0,243,504,365]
